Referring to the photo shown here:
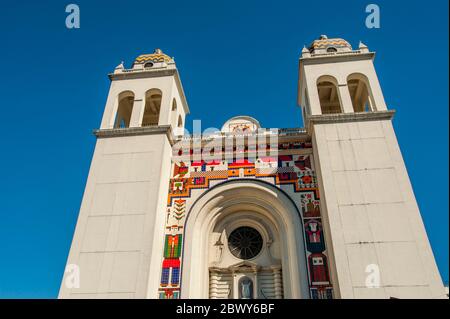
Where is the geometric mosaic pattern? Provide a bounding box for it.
[309,37,352,51]
[158,151,334,299]
[134,49,172,65]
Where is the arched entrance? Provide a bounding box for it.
[181,179,310,299]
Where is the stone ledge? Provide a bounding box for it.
[93,125,175,144]
[300,52,375,65]
[306,110,395,133]
[108,68,177,81]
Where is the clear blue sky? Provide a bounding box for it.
[0,0,447,298]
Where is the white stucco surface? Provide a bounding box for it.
[312,120,445,299]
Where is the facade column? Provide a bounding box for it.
[129,95,145,128]
[209,271,219,299]
[253,269,258,299]
[337,84,354,113]
[272,266,283,299]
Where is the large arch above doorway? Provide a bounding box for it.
[180,179,310,299]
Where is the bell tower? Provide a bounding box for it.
[59,49,189,298]
[298,36,445,299]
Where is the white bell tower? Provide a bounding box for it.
[298,35,445,299]
[59,49,189,299]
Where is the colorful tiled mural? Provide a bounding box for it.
[158,145,334,299]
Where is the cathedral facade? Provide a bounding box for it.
[59,36,446,299]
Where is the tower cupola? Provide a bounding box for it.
[308,35,353,54]
[132,48,175,69]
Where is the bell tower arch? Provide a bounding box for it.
[181,179,310,299]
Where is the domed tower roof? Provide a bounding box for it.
[133,48,173,66]
[308,35,352,53]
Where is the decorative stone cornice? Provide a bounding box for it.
[299,51,375,65]
[209,263,282,274]
[306,110,395,134]
[175,128,310,146]
[93,125,175,145]
[108,67,177,81]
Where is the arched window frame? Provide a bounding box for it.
[346,73,376,112]
[326,47,337,53]
[171,98,177,112]
[316,75,343,114]
[142,88,163,126]
[114,90,135,128]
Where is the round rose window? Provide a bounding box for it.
[228,226,263,260]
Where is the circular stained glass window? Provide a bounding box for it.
[228,226,263,260]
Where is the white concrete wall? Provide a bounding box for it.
[59,134,172,298]
[312,119,446,299]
